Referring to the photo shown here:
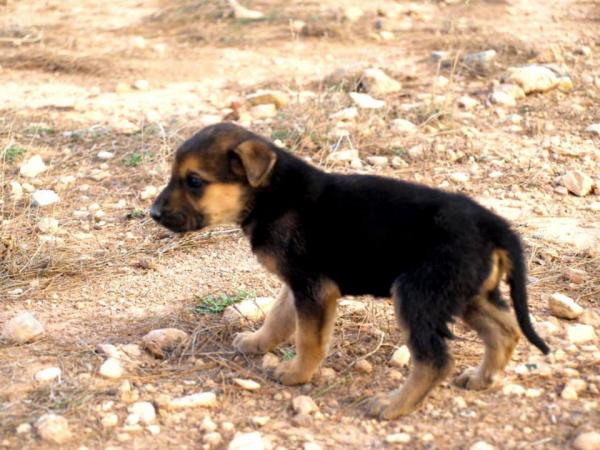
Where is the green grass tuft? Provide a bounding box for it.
[193,290,253,315]
[1,145,27,162]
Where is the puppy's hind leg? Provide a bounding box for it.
[233,285,296,354]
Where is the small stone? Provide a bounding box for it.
[502,383,526,396]
[233,378,261,391]
[407,145,424,159]
[222,297,276,324]
[319,367,336,381]
[250,104,278,119]
[304,443,322,450]
[133,79,150,90]
[490,91,516,106]
[16,423,32,434]
[201,416,218,432]
[97,151,115,160]
[567,324,597,344]
[96,343,121,359]
[458,95,480,109]
[391,156,408,168]
[37,217,59,233]
[566,268,587,284]
[34,367,61,382]
[35,414,71,444]
[549,292,584,319]
[349,92,386,109]
[222,422,235,432]
[205,432,223,446]
[101,413,119,428]
[390,345,411,367]
[562,171,594,197]
[31,190,59,207]
[366,156,388,167]
[19,155,47,178]
[450,172,470,183]
[355,359,373,374]
[228,432,268,450]
[390,118,418,134]
[360,68,402,95]
[470,441,495,450]
[386,433,411,444]
[229,0,264,20]
[140,185,158,201]
[566,378,588,394]
[10,181,23,199]
[330,107,358,121]
[503,65,560,93]
[462,50,496,72]
[99,358,124,379]
[585,123,600,136]
[169,392,217,409]
[146,424,160,435]
[2,312,45,343]
[572,431,600,450]
[326,149,359,163]
[343,6,364,22]
[453,396,467,408]
[561,385,578,400]
[246,90,289,109]
[292,395,318,415]
[121,343,142,358]
[142,328,189,358]
[252,416,270,426]
[261,353,280,370]
[129,402,156,425]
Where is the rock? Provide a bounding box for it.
[490,91,516,107]
[525,388,542,398]
[304,443,323,450]
[390,118,418,134]
[566,268,587,284]
[34,367,62,382]
[228,432,268,450]
[503,65,570,94]
[129,402,156,425]
[355,359,373,374]
[169,392,217,410]
[250,104,278,119]
[494,83,526,100]
[147,424,161,435]
[360,68,402,95]
[343,6,364,22]
[386,433,411,444]
[233,378,261,391]
[572,431,600,450]
[434,75,449,88]
[37,217,59,233]
[97,151,114,160]
[31,190,59,207]
[228,0,264,20]
[462,50,496,71]
[99,358,124,379]
[366,156,388,167]
[133,79,150,90]
[222,297,276,324]
[549,293,584,319]
[16,423,32,434]
[319,367,336,381]
[450,172,470,183]
[19,155,47,178]
[391,156,408,168]
[96,343,121,359]
[205,432,223,446]
[2,312,45,343]
[121,343,142,358]
[140,186,158,201]
[101,413,119,428]
[10,181,23,200]
[561,379,587,400]
[567,324,596,344]
[326,149,359,163]
[432,51,452,65]
[586,123,600,136]
[561,385,578,400]
[458,95,480,110]
[262,353,280,370]
[390,345,411,367]
[246,90,289,109]
[201,416,217,432]
[142,328,189,358]
[292,395,318,415]
[502,383,526,396]
[349,92,386,109]
[35,414,71,444]
[252,416,270,426]
[562,171,594,197]
[470,441,495,450]
[330,107,358,121]
[407,145,424,159]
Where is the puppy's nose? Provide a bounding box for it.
[150,204,162,221]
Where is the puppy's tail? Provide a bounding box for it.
[498,230,550,355]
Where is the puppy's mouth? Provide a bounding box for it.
[152,212,205,234]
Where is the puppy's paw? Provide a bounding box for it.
[365,392,418,419]
[232,331,268,355]
[454,367,492,391]
[273,359,313,385]
[365,393,391,419]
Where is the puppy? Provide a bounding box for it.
[151,122,549,419]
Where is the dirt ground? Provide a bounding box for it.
[1,0,599,449]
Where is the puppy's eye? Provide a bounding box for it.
[187,175,204,188]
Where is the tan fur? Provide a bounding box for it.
[481,249,511,293]
[195,183,245,225]
[255,250,281,278]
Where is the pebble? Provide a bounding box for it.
[101,413,119,428]
[10,181,23,199]
[169,392,217,409]
[561,385,578,400]
[250,104,277,119]
[389,345,411,367]
[355,359,373,374]
[390,118,418,134]
[146,424,160,435]
[129,402,156,424]
[562,171,594,197]
[96,343,121,359]
[246,90,289,109]
[35,414,72,444]
[304,443,323,450]
[502,383,526,396]
[99,358,124,379]
[366,156,388,167]
[503,64,571,94]
[205,432,223,446]
[360,68,402,95]
[140,185,158,200]
[222,297,275,324]
[2,312,45,343]
[97,151,115,160]
[252,416,270,426]
[585,123,600,136]
[262,353,280,370]
[292,395,319,415]
[233,378,261,391]
[229,0,264,20]
[133,79,150,90]
[34,367,62,382]
[326,149,359,163]
[343,6,364,22]
[330,107,358,121]
[37,217,59,233]
[349,92,386,109]
[19,155,47,178]
[470,441,495,450]
[549,292,584,319]
[386,433,411,444]
[462,49,496,71]
[567,324,597,344]
[142,328,189,358]
[566,268,588,284]
[201,416,218,432]
[572,431,600,450]
[450,172,470,183]
[228,432,268,450]
[458,95,480,110]
[490,91,516,107]
[16,423,32,434]
[31,190,60,207]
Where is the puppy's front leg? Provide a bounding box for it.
[274,280,340,385]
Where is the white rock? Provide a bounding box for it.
[566,378,588,394]
[125,413,140,426]
[233,378,261,391]
[458,95,480,109]
[330,107,358,121]
[450,172,470,183]
[386,433,411,444]
[222,297,276,324]
[502,383,526,396]
[35,414,71,444]
[19,155,47,178]
[10,181,23,200]
[169,392,217,410]
[304,443,322,450]
[133,79,150,90]
[503,65,563,94]
[390,345,411,367]
[366,156,388,167]
[562,171,594,197]
[470,441,495,450]
[31,190,59,207]
[292,395,318,415]
[490,91,516,107]
[361,68,402,95]
[462,49,496,71]
[97,151,115,160]
[228,432,268,450]
[147,424,161,435]
[140,186,158,201]
[343,6,364,22]
[567,324,597,344]
[549,293,584,319]
[252,416,270,426]
[22,182,35,192]
[205,432,223,446]
[246,90,289,109]
[96,343,121,359]
[99,358,124,379]
[326,149,359,163]
[129,402,156,425]
[201,416,218,432]
[250,104,277,119]
[37,217,59,234]
[142,328,189,358]
[585,123,600,136]
[16,423,32,434]
[228,0,264,20]
[101,413,119,428]
[561,385,578,400]
[2,312,45,343]
[572,431,600,450]
[349,92,386,109]
[34,367,61,382]
[355,359,373,374]
[391,118,418,134]
[262,353,280,370]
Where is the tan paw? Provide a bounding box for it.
[232,331,268,355]
[273,359,313,385]
[365,392,416,420]
[454,367,493,391]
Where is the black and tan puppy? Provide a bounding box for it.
[150,122,549,419]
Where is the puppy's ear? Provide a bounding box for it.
[233,140,277,188]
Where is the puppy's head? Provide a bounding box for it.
[150,123,277,233]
